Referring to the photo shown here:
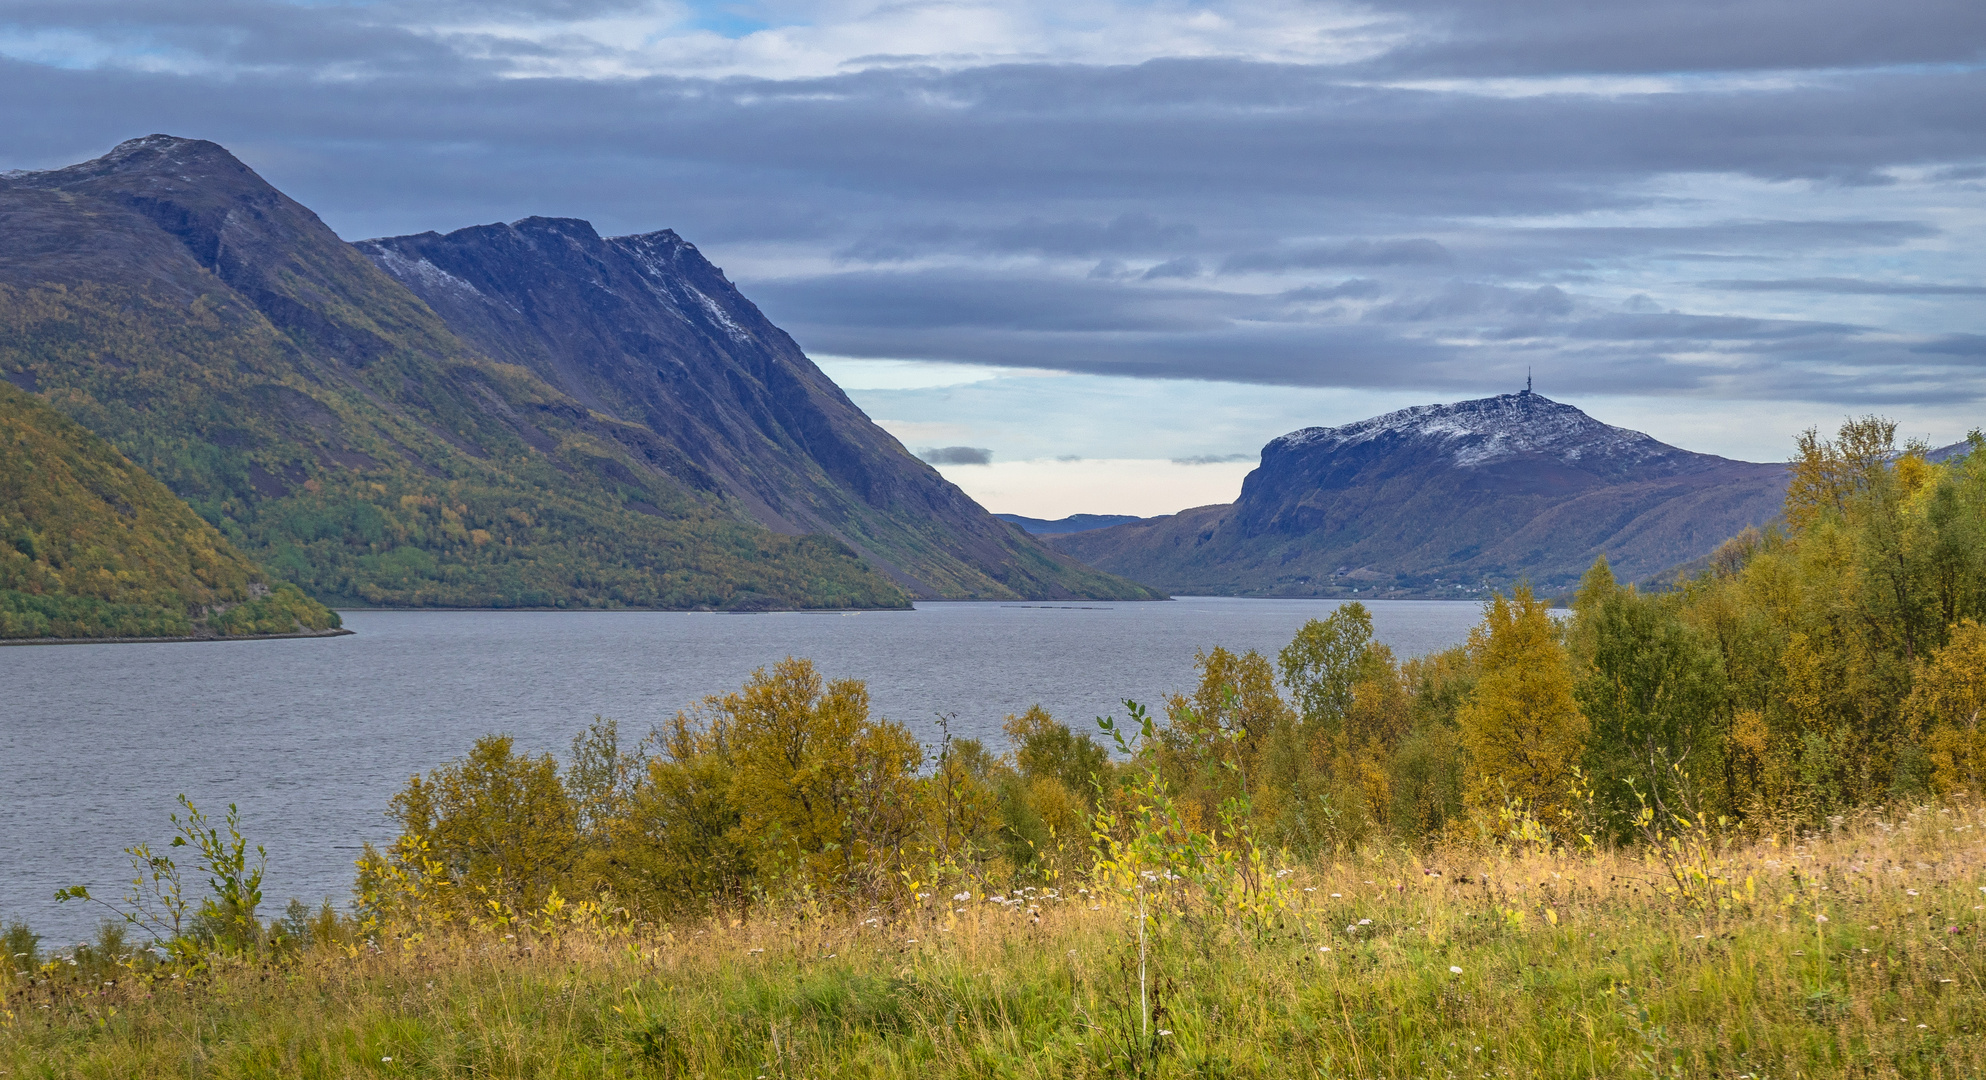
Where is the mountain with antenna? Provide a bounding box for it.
[1051,392,1790,597]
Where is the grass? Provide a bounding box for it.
[7,804,1986,1078]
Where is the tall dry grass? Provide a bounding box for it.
[7,803,1986,1078]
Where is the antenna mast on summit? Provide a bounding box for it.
[1526,368,1532,394]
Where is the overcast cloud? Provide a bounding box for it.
[1,0,1981,511]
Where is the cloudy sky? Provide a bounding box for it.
[4,0,1982,516]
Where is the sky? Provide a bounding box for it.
[2,0,1982,517]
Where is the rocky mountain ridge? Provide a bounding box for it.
[355,216,1141,599]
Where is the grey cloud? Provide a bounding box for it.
[753,262,1981,405]
[830,320,1983,404]
[7,58,1983,239]
[1,60,1979,251]
[1562,312,1864,342]
[752,271,1252,334]
[918,446,993,465]
[1364,282,1575,323]
[1281,280,1385,302]
[1460,221,1944,276]
[1915,334,1986,357]
[0,12,1977,412]
[1172,453,1255,465]
[1556,221,1942,250]
[0,0,470,77]
[808,325,1461,387]
[1706,278,1986,296]
[836,213,1197,262]
[1222,239,1451,273]
[383,0,661,20]
[1511,285,1574,316]
[1141,257,1201,280]
[18,0,1980,84]
[1359,0,1986,77]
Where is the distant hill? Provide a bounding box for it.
[1928,438,1978,464]
[996,513,1146,536]
[0,381,341,640]
[0,136,1154,608]
[1051,392,1789,598]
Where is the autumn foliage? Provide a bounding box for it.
[0,380,340,638]
[352,416,1986,923]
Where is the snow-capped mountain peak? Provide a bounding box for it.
[1268,391,1684,470]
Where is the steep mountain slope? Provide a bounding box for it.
[0,135,902,610]
[1053,392,1788,597]
[0,381,341,639]
[0,135,1139,607]
[356,219,1154,600]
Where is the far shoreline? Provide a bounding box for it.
[0,627,355,647]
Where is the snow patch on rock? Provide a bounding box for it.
[688,288,749,342]
[361,243,486,301]
[617,233,751,343]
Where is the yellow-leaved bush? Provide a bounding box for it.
[1457,585,1588,820]
[1909,619,1986,795]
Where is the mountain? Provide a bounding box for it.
[0,134,892,610]
[1928,438,1978,464]
[996,513,1146,536]
[356,219,1151,600]
[0,381,342,639]
[1052,391,1789,598]
[0,135,1152,607]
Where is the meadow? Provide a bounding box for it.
[6,801,1985,1079]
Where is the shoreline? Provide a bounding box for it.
[0,627,356,647]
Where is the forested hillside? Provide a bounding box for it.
[0,381,340,639]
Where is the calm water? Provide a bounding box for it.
[1,597,1482,944]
